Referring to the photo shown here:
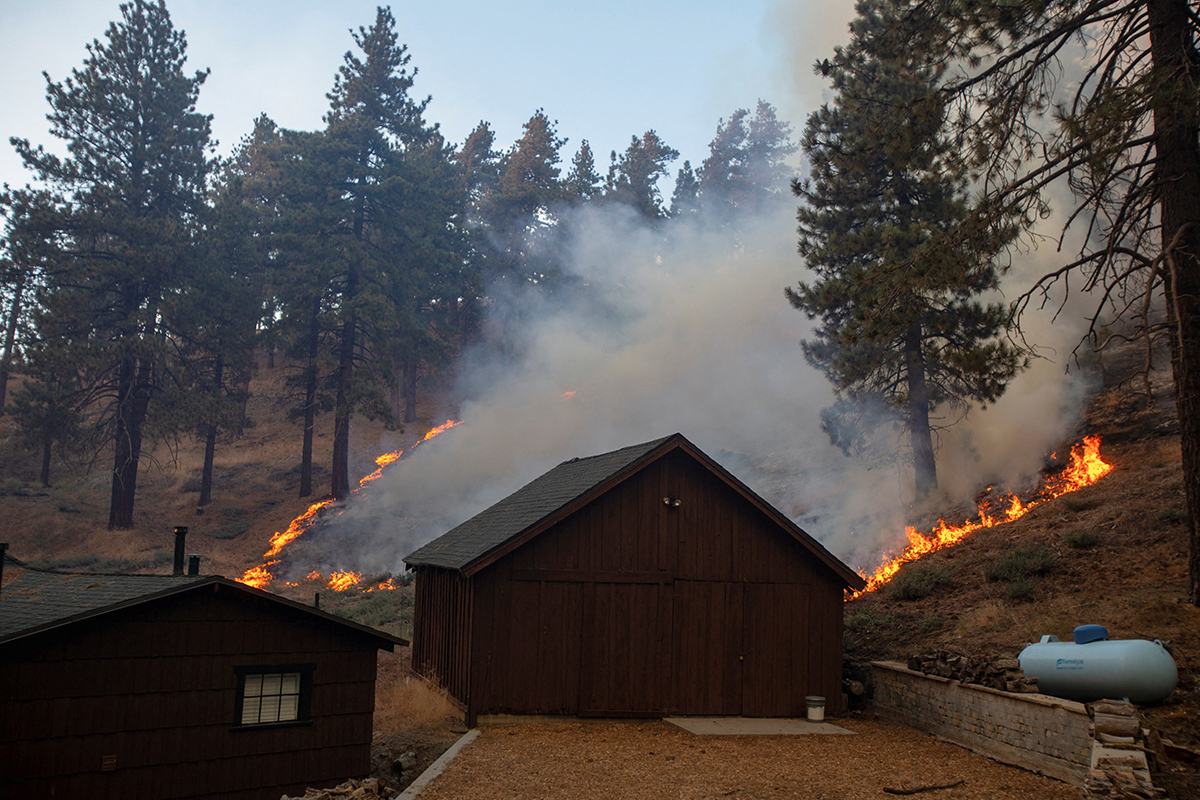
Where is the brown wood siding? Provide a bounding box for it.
[411,566,472,704]
[672,580,742,715]
[0,587,383,800]
[424,448,850,720]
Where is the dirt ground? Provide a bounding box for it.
[411,716,1080,800]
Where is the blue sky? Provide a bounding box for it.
[1,0,856,192]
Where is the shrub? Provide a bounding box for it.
[1064,529,1101,549]
[1062,496,1100,512]
[331,590,412,635]
[1158,507,1188,525]
[984,547,1055,582]
[1007,577,1038,601]
[207,520,251,539]
[844,607,892,633]
[917,612,945,633]
[886,563,956,601]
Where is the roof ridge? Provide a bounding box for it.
[556,433,677,468]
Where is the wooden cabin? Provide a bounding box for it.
[0,557,406,800]
[405,433,866,725]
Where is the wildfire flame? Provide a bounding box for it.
[848,435,1113,600]
[237,419,463,591]
[327,570,362,592]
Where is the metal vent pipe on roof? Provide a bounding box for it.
[188,554,200,576]
[173,527,187,576]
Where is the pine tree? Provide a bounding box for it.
[605,131,679,220]
[868,0,1200,602]
[563,141,602,206]
[452,121,501,339]
[384,129,468,424]
[786,2,1024,502]
[698,101,797,229]
[669,161,701,220]
[5,0,212,527]
[319,6,436,499]
[483,110,567,285]
[185,155,267,507]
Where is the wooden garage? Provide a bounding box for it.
[0,556,406,800]
[404,433,866,726]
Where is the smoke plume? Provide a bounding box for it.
[308,192,1094,580]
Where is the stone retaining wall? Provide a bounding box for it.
[871,660,1093,785]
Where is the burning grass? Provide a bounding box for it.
[849,434,1114,598]
[237,419,463,591]
[842,433,1198,755]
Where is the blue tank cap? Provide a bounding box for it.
[1074,624,1109,644]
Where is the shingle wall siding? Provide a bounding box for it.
[0,586,382,800]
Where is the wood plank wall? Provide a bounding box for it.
[0,588,382,800]
[410,566,472,703]
[417,450,849,721]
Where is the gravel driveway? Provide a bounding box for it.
[414,717,1081,799]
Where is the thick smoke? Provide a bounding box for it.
[298,3,1104,581]
[306,191,1094,580]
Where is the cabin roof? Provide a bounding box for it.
[0,555,407,649]
[403,433,866,589]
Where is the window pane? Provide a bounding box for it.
[241,697,262,725]
[261,674,282,696]
[239,669,306,725]
[261,694,281,722]
[278,694,299,721]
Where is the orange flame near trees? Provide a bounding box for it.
[848,435,1114,600]
[238,420,463,591]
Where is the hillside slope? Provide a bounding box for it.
[2,347,1198,793]
[844,354,1200,795]
[0,358,455,583]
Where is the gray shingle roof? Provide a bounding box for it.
[404,434,677,571]
[0,556,407,648]
[0,559,209,643]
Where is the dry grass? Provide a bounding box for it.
[375,674,461,734]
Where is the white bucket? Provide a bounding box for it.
[805,695,825,722]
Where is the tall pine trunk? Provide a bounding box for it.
[331,245,359,500]
[390,352,402,420]
[0,268,27,414]
[300,298,320,498]
[404,354,417,423]
[108,353,151,529]
[905,323,937,501]
[198,354,224,507]
[39,433,52,487]
[1148,0,1200,604]
[331,305,355,500]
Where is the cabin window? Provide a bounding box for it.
[234,664,314,727]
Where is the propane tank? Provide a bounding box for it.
[1018,625,1177,704]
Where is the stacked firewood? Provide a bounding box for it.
[906,650,1040,693]
[1084,700,1167,799]
[280,777,394,800]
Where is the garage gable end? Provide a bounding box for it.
[404,433,864,590]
